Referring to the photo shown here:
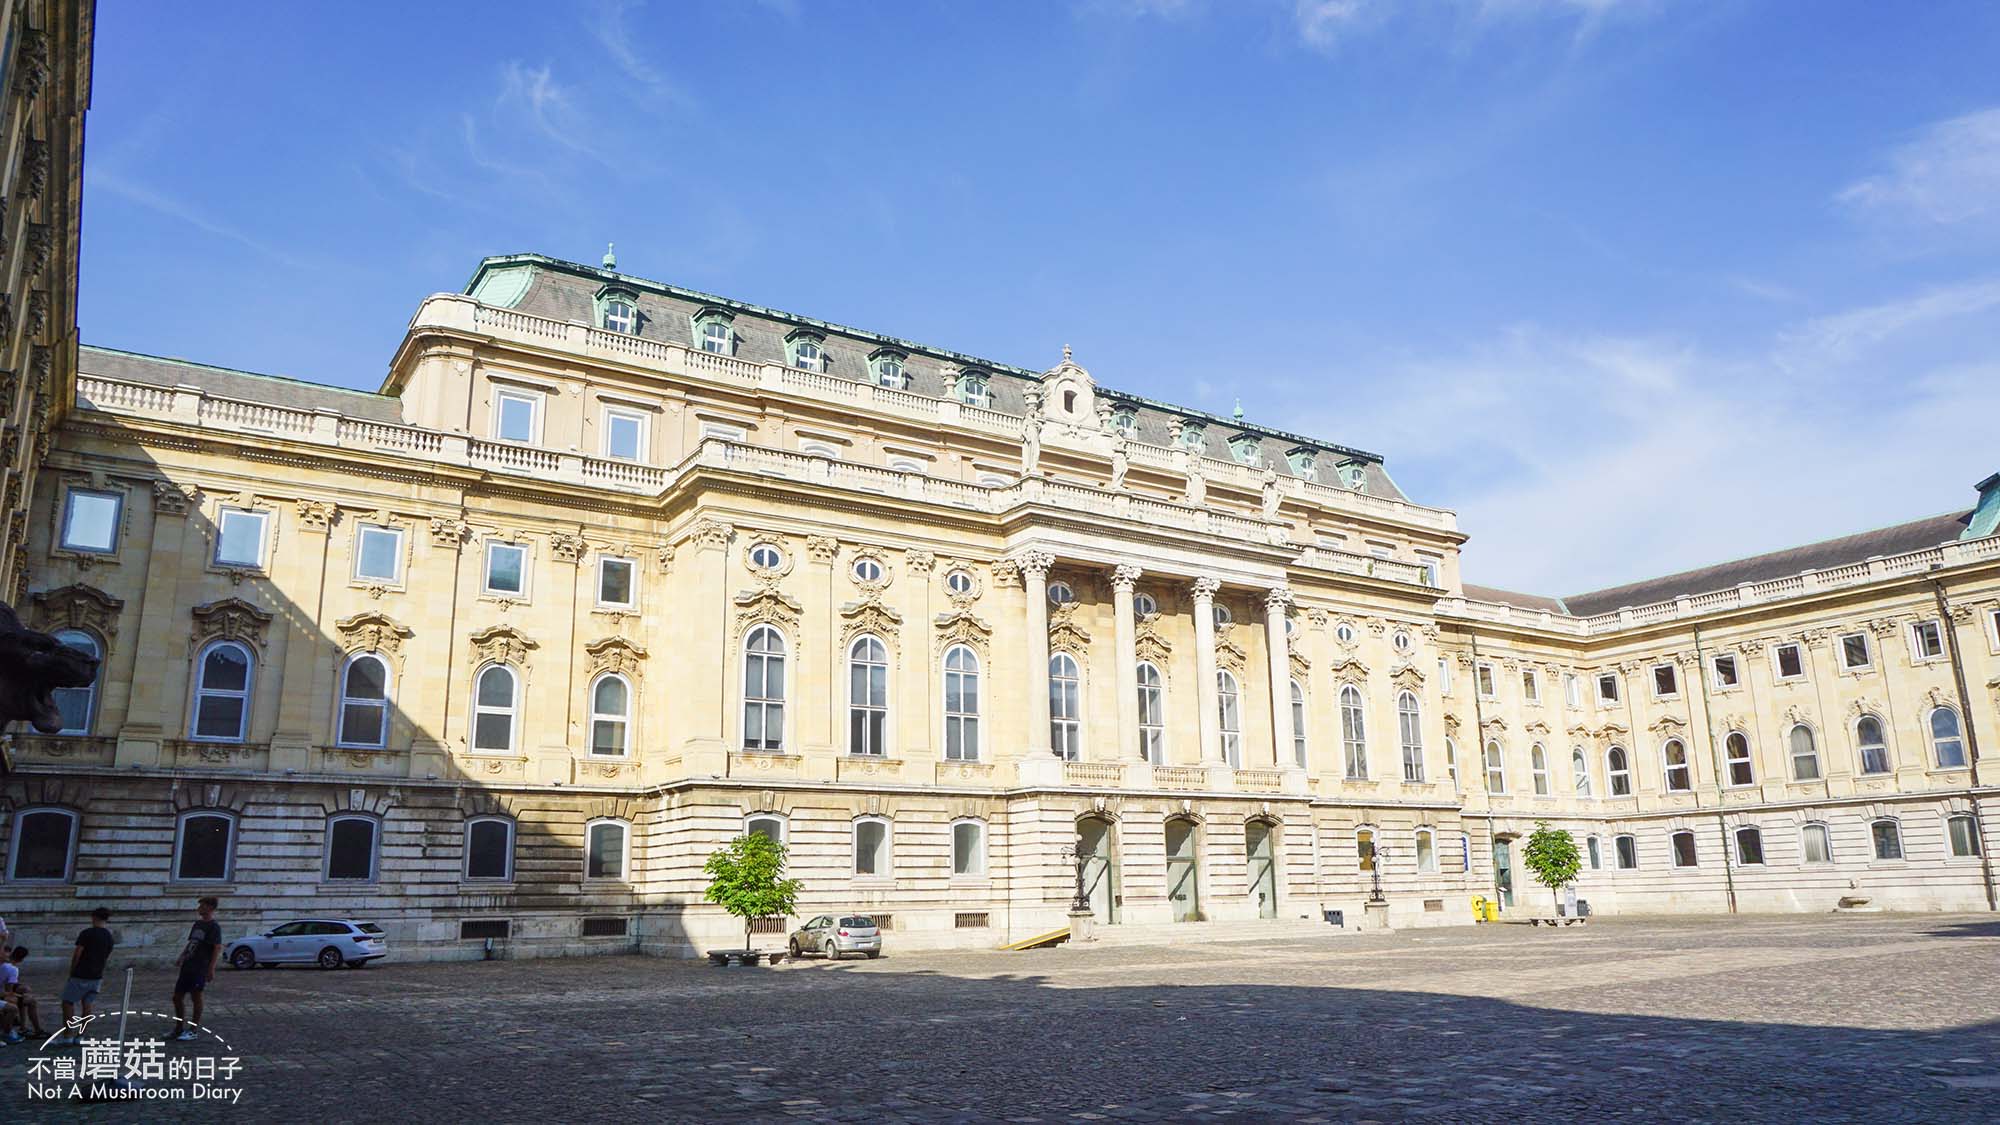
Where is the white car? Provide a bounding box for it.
[226,919,388,970]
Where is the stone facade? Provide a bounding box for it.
[1,253,1993,962]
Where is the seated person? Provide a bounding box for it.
[2,945,45,1041]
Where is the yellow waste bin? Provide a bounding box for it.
[1485,899,1501,922]
[1469,895,1488,922]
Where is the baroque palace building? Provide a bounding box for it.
[1,248,1996,961]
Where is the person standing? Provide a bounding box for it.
[170,897,223,1042]
[57,907,114,1045]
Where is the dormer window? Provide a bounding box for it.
[1287,449,1316,476]
[787,331,826,373]
[693,310,734,355]
[870,350,907,389]
[1181,423,1207,452]
[956,371,990,407]
[596,287,640,335]
[1110,408,1136,437]
[1337,460,1368,490]
[1229,435,1262,466]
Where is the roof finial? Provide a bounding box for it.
[1062,343,1072,363]
[603,242,617,269]
[1232,397,1245,421]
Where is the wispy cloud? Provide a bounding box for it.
[1839,106,2000,228]
[1292,0,1658,51]
[496,61,612,165]
[1775,277,2000,366]
[586,0,691,107]
[91,170,309,269]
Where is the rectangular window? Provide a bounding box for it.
[1735,828,1764,866]
[354,524,403,582]
[1652,664,1679,698]
[496,389,539,443]
[699,420,748,442]
[214,508,269,568]
[1597,673,1620,703]
[1476,663,1496,698]
[1774,643,1805,680]
[484,542,528,596]
[60,489,123,553]
[1418,560,1440,587]
[1990,608,2000,650]
[1614,835,1638,870]
[326,818,378,881]
[1801,824,1833,864]
[1586,836,1602,870]
[1871,821,1903,861]
[1712,655,1739,688]
[459,919,510,941]
[1564,674,1582,708]
[1839,633,1871,671]
[1671,831,1698,868]
[1521,670,1539,703]
[597,557,635,608]
[1949,816,1981,859]
[1911,620,1945,661]
[1438,659,1451,695]
[603,408,646,461]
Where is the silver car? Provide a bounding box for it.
[788,914,882,960]
[226,919,388,970]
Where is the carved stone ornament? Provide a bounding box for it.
[990,560,1021,588]
[1215,634,1247,673]
[1013,549,1056,581]
[656,544,675,573]
[469,624,537,667]
[1048,603,1092,656]
[1390,662,1425,690]
[1649,714,1688,734]
[686,518,732,551]
[12,29,49,103]
[153,480,196,516]
[905,550,936,576]
[1134,627,1173,668]
[1327,650,1371,677]
[20,139,48,203]
[335,611,413,657]
[733,586,803,638]
[934,608,993,657]
[584,636,648,681]
[1289,651,1312,679]
[1867,616,1906,637]
[805,536,838,564]
[26,291,48,337]
[840,598,904,649]
[295,498,335,532]
[429,517,472,548]
[23,223,53,275]
[1305,607,1329,629]
[848,551,892,594]
[1190,576,1221,603]
[1110,564,1143,594]
[191,597,273,650]
[549,532,587,564]
[32,584,124,640]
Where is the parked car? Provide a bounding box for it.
[226,919,388,970]
[788,914,882,960]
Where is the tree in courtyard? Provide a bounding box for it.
[704,832,803,951]
[1522,821,1582,915]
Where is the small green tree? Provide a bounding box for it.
[704,832,803,951]
[1522,821,1582,915]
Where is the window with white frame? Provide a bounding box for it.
[1530,743,1550,795]
[1459,831,1472,873]
[1801,821,1833,864]
[1586,835,1602,869]
[174,811,234,881]
[1398,691,1424,782]
[1133,592,1158,617]
[214,508,269,569]
[1051,654,1083,761]
[849,636,890,756]
[1445,737,1459,788]
[1911,620,1945,661]
[1393,630,1413,654]
[788,334,826,372]
[956,372,990,407]
[586,819,629,879]
[484,542,528,597]
[9,808,77,881]
[943,645,981,762]
[1991,607,2000,650]
[1725,732,1754,786]
[1137,663,1165,763]
[1870,818,1903,861]
[472,665,519,752]
[699,420,748,442]
[946,568,977,596]
[1712,655,1739,688]
[1931,707,1967,768]
[603,407,647,461]
[1948,813,1982,858]
[1572,746,1593,797]
[495,389,540,443]
[590,673,632,756]
[1597,673,1621,703]
[1662,739,1692,792]
[1212,603,1232,628]
[1475,663,1496,699]
[749,543,784,571]
[1652,663,1679,699]
[465,817,515,881]
[51,630,101,735]
[1483,740,1506,794]
[191,640,254,742]
[852,557,884,584]
[887,456,924,473]
[1334,622,1356,644]
[1606,746,1632,796]
[1290,680,1308,768]
[1774,643,1805,680]
[1521,668,1539,703]
[336,653,391,748]
[743,626,787,751]
[853,817,891,877]
[1355,828,1376,872]
[326,815,379,881]
[600,296,637,334]
[1615,834,1638,869]
[354,524,403,583]
[1439,658,1453,695]
[1839,632,1871,671]
[1564,673,1582,708]
[1855,715,1890,775]
[952,820,986,876]
[800,440,841,459]
[1734,826,1764,865]
[1340,684,1367,779]
[1670,830,1698,868]
[871,352,907,388]
[1789,724,1822,780]
[1047,580,1074,606]
[60,489,122,553]
[1217,670,1242,768]
[597,556,636,608]
[746,814,786,843]
[1415,828,1437,873]
[697,316,733,354]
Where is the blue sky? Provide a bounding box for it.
[81,0,2000,596]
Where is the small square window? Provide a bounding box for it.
[485,542,528,596]
[1839,633,1871,670]
[1597,674,1620,703]
[1652,664,1678,698]
[1911,620,1945,661]
[603,409,646,461]
[215,509,269,568]
[354,524,403,582]
[1775,643,1805,679]
[496,390,540,444]
[597,557,635,607]
[61,490,123,553]
[1712,655,1739,688]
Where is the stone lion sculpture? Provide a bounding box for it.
[0,602,100,733]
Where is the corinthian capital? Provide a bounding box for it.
[1264,585,1294,611]
[1191,576,1222,604]
[1013,549,1056,580]
[1111,564,1144,592]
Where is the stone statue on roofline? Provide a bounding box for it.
[0,601,99,735]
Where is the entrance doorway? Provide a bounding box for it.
[1077,816,1120,924]
[1492,837,1515,910]
[1165,817,1201,922]
[1245,820,1278,919]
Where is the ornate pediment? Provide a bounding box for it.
[1289,651,1311,679]
[32,583,124,639]
[469,625,537,667]
[1480,716,1508,735]
[335,611,413,656]
[1524,719,1550,735]
[1648,714,1688,734]
[1135,626,1172,668]
[734,586,803,637]
[191,597,272,649]
[1389,661,1425,690]
[1442,713,1462,731]
[840,597,904,649]
[583,636,648,680]
[1215,634,1247,673]
[1049,603,1093,657]
[1594,720,1629,737]
[934,608,993,656]
[1327,651,1371,677]
[1780,705,1811,729]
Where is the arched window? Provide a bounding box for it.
[1355,827,1376,872]
[1136,662,1165,763]
[325,815,379,881]
[848,636,890,756]
[746,814,787,843]
[1606,746,1631,796]
[9,807,79,881]
[1445,737,1459,788]
[853,816,891,876]
[1484,740,1506,794]
[788,334,825,372]
[1854,715,1889,775]
[1931,707,1968,769]
[590,673,632,756]
[1947,813,1982,858]
[51,629,101,735]
[1050,653,1083,760]
[1530,743,1551,795]
[1801,821,1834,864]
[697,316,732,354]
[1789,724,1822,781]
[1661,739,1692,793]
[1289,680,1308,768]
[1670,829,1698,868]
[1572,746,1594,798]
[1734,826,1764,866]
[743,626,787,751]
[336,653,391,749]
[586,818,630,879]
[956,372,990,407]
[952,819,986,876]
[174,811,235,881]
[1870,818,1903,861]
[465,816,515,881]
[191,640,254,742]
[872,353,906,389]
[1414,827,1437,873]
[1340,684,1367,779]
[1398,691,1424,782]
[1614,834,1639,869]
[472,665,518,753]
[1217,670,1242,767]
[600,296,637,334]
[1725,732,1754,786]
[943,645,980,762]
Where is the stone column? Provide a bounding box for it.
[115,481,196,767]
[1265,586,1296,771]
[1112,565,1143,761]
[1017,550,1055,758]
[1192,576,1223,764]
[269,499,336,774]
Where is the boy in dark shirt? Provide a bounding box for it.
[58,907,114,1045]
[170,897,223,1041]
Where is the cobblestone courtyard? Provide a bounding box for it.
[5,914,1999,1121]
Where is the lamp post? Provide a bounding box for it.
[1060,843,1092,913]
[1368,846,1388,904]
